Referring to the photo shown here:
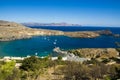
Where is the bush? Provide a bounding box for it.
[102,58,110,63]
[68,50,82,57]
[20,56,41,71]
[58,56,62,60]
[0,61,15,80]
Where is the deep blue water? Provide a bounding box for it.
[29,26,120,34]
[0,26,120,57]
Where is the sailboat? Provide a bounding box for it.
[35,52,38,56]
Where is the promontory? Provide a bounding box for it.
[0,20,111,41]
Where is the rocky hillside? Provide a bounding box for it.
[68,48,119,59]
[0,20,108,41]
[0,20,64,41]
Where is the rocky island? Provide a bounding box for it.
[0,20,114,41]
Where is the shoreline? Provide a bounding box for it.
[0,20,114,41]
[0,48,119,59]
[0,20,120,42]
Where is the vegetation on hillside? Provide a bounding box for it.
[0,56,120,80]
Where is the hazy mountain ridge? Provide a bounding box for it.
[22,22,81,26]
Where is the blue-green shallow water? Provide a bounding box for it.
[0,35,120,57]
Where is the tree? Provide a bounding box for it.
[5,68,21,80]
[0,61,15,80]
[58,56,62,60]
[20,56,40,71]
[20,56,42,79]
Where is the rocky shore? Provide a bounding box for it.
[0,20,114,41]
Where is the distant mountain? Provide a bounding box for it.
[22,22,81,26]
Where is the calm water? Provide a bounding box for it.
[0,26,120,57]
[29,26,120,34]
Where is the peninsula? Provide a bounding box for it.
[0,20,112,41]
[0,20,63,41]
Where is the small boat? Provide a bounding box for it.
[53,42,56,45]
[35,52,38,56]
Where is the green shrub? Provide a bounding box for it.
[58,56,62,60]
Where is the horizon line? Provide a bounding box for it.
[0,19,120,27]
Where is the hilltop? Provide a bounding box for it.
[0,20,114,41]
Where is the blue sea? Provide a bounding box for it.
[0,26,120,57]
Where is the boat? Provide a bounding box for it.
[35,52,38,56]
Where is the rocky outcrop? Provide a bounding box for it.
[64,31,100,38]
[113,34,120,38]
[95,30,112,35]
[68,48,119,59]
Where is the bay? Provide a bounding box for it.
[0,26,120,57]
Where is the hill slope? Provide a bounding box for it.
[0,20,64,41]
[0,20,101,41]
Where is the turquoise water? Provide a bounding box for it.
[0,35,120,57]
[0,26,120,57]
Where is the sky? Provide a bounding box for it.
[0,0,120,26]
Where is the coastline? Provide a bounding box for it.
[0,48,119,58]
[1,20,119,42]
[0,20,113,41]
